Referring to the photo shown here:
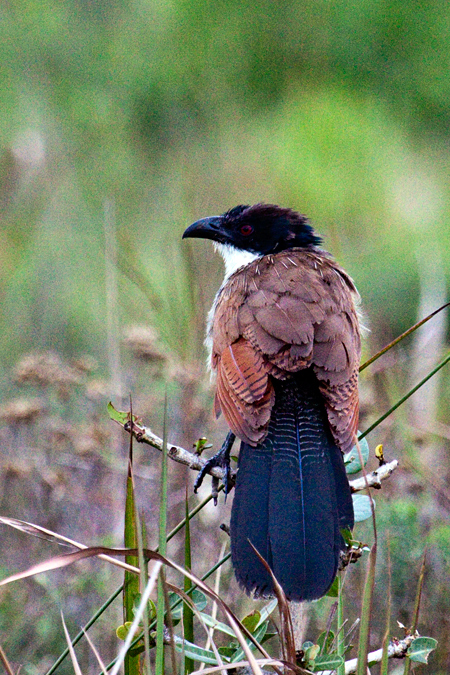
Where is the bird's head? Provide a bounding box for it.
[182,203,321,255]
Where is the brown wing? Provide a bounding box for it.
[211,249,361,452]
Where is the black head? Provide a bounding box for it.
[182,203,321,255]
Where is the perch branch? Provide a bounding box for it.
[349,460,399,492]
[118,419,398,493]
[334,633,417,675]
[122,419,238,482]
[164,634,419,674]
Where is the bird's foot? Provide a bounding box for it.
[194,431,236,505]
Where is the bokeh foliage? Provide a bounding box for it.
[1,0,450,364]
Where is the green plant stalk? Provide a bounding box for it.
[356,438,377,675]
[359,350,450,441]
[47,492,219,674]
[124,450,140,675]
[155,394,169,675]
[46,585,124,675]
[183,492,195,674]
[359,302,450,372]
[136,509,152,675]
[105,552,232,672]
[166,493,215,541]
[403,551,426,675]
[356,542,377,675]
[337,576,345,675]
[380,541,391,675]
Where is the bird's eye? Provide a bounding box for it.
[240,224,254,236]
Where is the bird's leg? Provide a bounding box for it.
[194,431,236,505]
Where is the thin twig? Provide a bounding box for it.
[359,301,450,372]
[0,645,14,675]
[118,419,398,493]
[349,460,398,493]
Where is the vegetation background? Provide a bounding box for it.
[1,0,450,672]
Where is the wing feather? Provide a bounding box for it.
[211,249,360,451]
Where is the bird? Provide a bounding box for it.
[182,203,360,601]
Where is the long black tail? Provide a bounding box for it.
[230,369,354,601]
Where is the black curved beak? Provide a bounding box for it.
[182,216,226,243]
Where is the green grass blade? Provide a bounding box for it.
[48,437,217,673]
[356,438,377,675]
[155,393,169,675]
[183,489,195,674]
[380,540,391,675]
[124,408,140,675]
[356,541,377,675]
[359,302,450,372]
[337,576,345,675]
[106,553,232,672]
[359,350,450,441]
[46,585,124,675]
[136,509,152,675]
[403,550,426,675]
[166,493,215,549]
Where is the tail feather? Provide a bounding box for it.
[230,369,354,601]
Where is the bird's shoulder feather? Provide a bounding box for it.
[211,249,361,451]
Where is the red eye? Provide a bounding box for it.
[240,224,253,236]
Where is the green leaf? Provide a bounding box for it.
[407,637,438,664]
[353,494,375,522]
[344,436,370,474]
[260,631,277,644]
[173,639,230,665]
[132,595,157,621]
[167,592,183,620]
[241,610,261,633]
[218,646,238,658]
[193,437,212,453]
[326,576,339,597]
[116,621,134,641]
[313,654,344,671]
[305,643,320,662]
[317,630,335,655]
[198,612,237,638]
[191,588,208,611]
[107,401,135,425]
[231,622,269,662]
[340,527,353,546]
[256,598,278,627]
[302,641,315,650]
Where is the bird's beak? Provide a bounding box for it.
[182,216,226,243]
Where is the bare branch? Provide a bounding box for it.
[122,419,238,483]
[338,633,417,675]
[349,460,399,493]
[119,419,398,493]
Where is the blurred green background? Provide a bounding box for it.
[1,0,450,672]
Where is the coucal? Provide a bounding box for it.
[183,203,360,601]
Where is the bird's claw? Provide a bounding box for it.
[194,451,233,505]
[194,432,236,505]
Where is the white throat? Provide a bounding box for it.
[205,243,260,374]
[214,243,260,281]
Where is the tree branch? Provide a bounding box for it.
[350,460,399,493]
[122,419,237,482]
[119,419,398,493]
[336,633,417,675]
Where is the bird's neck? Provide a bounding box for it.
[214,243,260,280]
